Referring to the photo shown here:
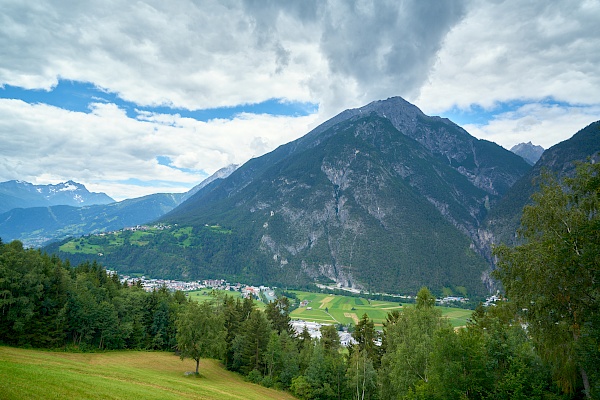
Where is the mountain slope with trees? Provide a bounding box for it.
[0,165,238,247]
[153,97,531,295]
[485,120,600,247]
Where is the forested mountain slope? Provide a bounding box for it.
[485,120,600,246]
[157,97,532,295]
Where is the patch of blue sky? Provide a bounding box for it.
[156,156,205,175]
[439,97,576,127]
[0,79,319,120]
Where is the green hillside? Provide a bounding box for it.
[0,347,294,400]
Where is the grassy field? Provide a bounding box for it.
[0,347,294,400]
[288,290,472,328]
[185,289,473,328]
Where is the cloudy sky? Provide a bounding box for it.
[1,0,598,201]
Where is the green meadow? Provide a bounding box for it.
[185,289,473,328]
[288,290,472,328]
[0,346,294,400]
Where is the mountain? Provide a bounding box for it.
[0,167,238,247]
[180,164,239,203]
[0,193,182,247]
[166,97,530,265]
[510,141,544,165]
[0,180,114,214]
[50,97,531,296]
[485,120,600,247]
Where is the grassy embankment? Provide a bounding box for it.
[0,346,294,400]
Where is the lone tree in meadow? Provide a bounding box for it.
[176,300,225,375]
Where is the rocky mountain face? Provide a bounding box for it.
[0,167,238,247]
[485,120,600,247]
[0,180,114,214]
[510,141,544,165]
[161,97,532,295]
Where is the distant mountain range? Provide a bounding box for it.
[11,97,599,296]
[0,180,114,214]
[0,165,237,247]
[510,141,545,165]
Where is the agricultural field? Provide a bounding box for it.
[185,289,473,328]
[0,346,294,400]
[289,290,472,328]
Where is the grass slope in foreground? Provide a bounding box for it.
[0,347,294,400]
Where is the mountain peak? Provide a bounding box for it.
[0,180,114,213]
[510,142,545,165]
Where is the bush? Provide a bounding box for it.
[247,369,263,384]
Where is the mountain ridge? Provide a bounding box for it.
[0,166,238,247]
[38,98,597,296]
[0,180,114,214]
[154,97,532,294]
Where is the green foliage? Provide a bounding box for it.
[176,300,226,374]
[265,296,293,335]
[379,290,449,399]
[494,162,600,397]
[0,241,185,351]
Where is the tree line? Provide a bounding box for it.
[1,162,598,399]
[0,245,185,351]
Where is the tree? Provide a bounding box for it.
[494,162,600,398]
[175,300,225,375]
[265,296,292,335]
[320,324,341,354]
[347,348,377,400]
[232,309,272,375]
[379,287,450,399]
[351,313,379,366]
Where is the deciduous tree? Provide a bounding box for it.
[175,300,225,374]
[494,162,600,398]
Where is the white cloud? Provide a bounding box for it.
[417,0,600,112]
[0,99,318,200]
[463,103,600,149]
[0,0,466,113]
[1,0,599,200]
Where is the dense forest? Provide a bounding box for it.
[1,162,598,399]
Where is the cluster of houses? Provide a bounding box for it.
[109,271,275,301]
[290,320,357,347]
[93,223,173,238]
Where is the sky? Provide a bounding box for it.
[1,0,599,201]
